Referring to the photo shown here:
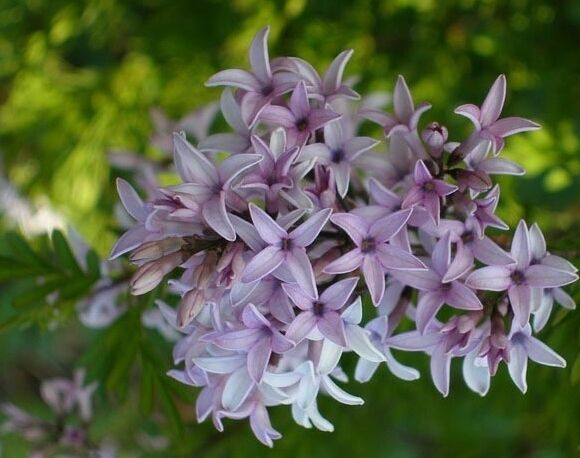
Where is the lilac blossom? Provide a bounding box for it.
[455,74,540,153]
[259,81,341,147]
[301,118,379,197]
[324,209,425,305]
[107,27,578,446]
[402,160,458,225]
[466,220,577,326]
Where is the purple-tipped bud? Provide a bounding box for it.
[421,122,448,157]
[131,251,185,295]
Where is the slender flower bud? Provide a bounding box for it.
[421,122,448,157]
[131,251,185,295]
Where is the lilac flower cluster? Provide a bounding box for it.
[110,27,578,446]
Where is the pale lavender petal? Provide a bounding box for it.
[553,288,575,309]
[454,103,481,128]
[541,254,578,273]
[194,355,246,374]
[470,237,515,266]
[413,160,432,184]
[355,359,380,383]
[290,208,333,247]
[317,312,347,346]
[202,193,235,241]
[480,74,506,126]
[230,215,264,252]
[444,282,483,310]
[393,75,414,122]
[416,291,445,334]
[362,256,386,306]
[320,377,363,405]
[462,352,490,396]
[286,312,317,344]
[430,346,451,397]
[173,133,218,186]
[344,137,380,161]
[248,339,272,383]
[282,282,314,311]
[308,109,342,131]
[528,223,546,260]
[199,133,249,154]
[206,69,261,91]
[286,248,318,299]
[329,213,367,245]
[333,161,351,198]
[478,158,525,175]
[431,232,451,278]
[213,328,262,351]
[322,49,353,94]
[323,249,364,274]
[271,331,295,353]
[242,246,285,283]
[433,180,458,196]
[384,349,420,381]
[391,268,440,290]
[511,220,531,270]
[218,153,262,187]
[116,178,145,221]
[222,367,254,411]
[488,117,540,137]
[509,284,532,327]
[300,143,332,162]
[249,404,281,448]
[376,245,426,271]
[320,277,358,310]
[289,81,311,120]
[525,265,578,288]
[442,240,474,283]
[220,88,248,134]
[387,331,441,350]
[465,266,512,291]
[242,303,270,328]
[345,325,384,362]
[249,203,287,244]
[259,105,296,128]
[109,225,149,259]
[369,208,412,243]
[525,337,566,367]
[368,178,401,209]
[249,26,272,83]
[507,343,528,393]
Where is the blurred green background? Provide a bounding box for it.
[0,0,579,456]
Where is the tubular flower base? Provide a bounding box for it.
[111,27,578,447]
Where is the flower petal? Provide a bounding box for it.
[362,256,386,306]
[465,266,512,291]
[286,248,318,299]
[320,277,358,310]
[242,246,285,283]
[249,26,272,83]
[329,213,367,245]
[323,249,364,274]
[290,208,333,247]
[202,193,236,241]
[206,69,261,91]
[249,203,287,244]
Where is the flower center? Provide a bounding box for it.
[281,237,293,251]
[261,84,274,97]
[331,148,345,163]
[422,181,436,192]
[511,270,526,285]
[360,237,376,254]
[312,301,325,316]
[296,118,309,131]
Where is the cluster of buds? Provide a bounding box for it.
[110,27,578,447]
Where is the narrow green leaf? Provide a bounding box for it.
[139,363,155,416]
[51,230,82,274]
[157,380,184,439]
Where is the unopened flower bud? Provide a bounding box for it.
[130,251,185,295]
[177,288,205,327]
[421,122,448,157]
[130,238,183,264]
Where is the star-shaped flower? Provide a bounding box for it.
[259,81,341,147]
[241,204,332,299]
[172,132,262,241]
[454,74,540,154]
[301,119,379,197]
[323,209,425,305]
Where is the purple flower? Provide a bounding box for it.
[507,323,566,393]
[466,220,578,326]
[392,232,483,333]
[360,75,431,137]
[172,132,262,241]
[324,209,425,305]
[283,277,358,346]
[301,119,379,197]
[402,160,458,225]
[240,135,301,212]
[259,81,341,147]
[455,74,540,153]
[274,49,360,103]
[205,26,298,124]
[241,204,332,299]
[211,303,294,383]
